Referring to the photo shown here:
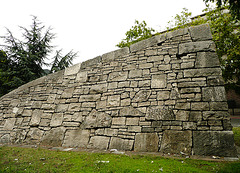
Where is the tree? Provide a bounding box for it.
[0,16,77,97]
[166,8,192,30]
[116,20,155,48]
[203,0,240,20]
[206,6,240,91]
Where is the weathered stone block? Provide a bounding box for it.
[62,129,90,148]
[64,63,81,76]
[130,34,165,52]
[88,136,110,150]
[25,128,44,144]
[134,133,159,152]
[175,110,190,121]
[151,74,167,88]
[79,94,101,102]
[50,113,64,127]
[160,130,192,154]
[183,122,197,130]
[112,117,126,125]
[191,102,209,111]
[3,118,16,130]
[108,71,128,81]
[202,87,227,101]
[29,109,42,126]
[82,110,112,128]
[126,117,139,126]
[129,69,142,78]
[107,95,120,107]
[189,24,212,41]
[184,68,222,78]
[196,52,220,68]
[90,83,108,94]
[41,127,66,147]
[102,47,129,62]
[157,91,170,100]
[210,102,228,111]
[109,137,134,151]
[80,56,101,69]
[119,106,144,117]
[55,104,69,113]
[175,102,190,110]
[76,71,88,82]
[193,131,237,157]
[68,103,82,112]
[179,41,216,55]
[146,106,175,120]
[132,90,151,102]
[128,126,141,132]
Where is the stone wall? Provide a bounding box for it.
[0,24,236,157]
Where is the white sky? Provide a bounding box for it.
[0,0,213,66]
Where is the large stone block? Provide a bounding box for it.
[64,63,81,76]
[193,131,237,157]
[61,87,74,98]
[80,56,101,69]
[90,83,108,94]
[79,94,101,102]
[29,109,43,126]
[107,95,120,107]
[88,136,110,150]
[132,90,151,102]
[62,129,90,148]
[41,127,66,147]
[196,52,220,68]
[76,71,88,82]
[120,106,144,117]
[109,137,134,151]
[134,133,159,152]
[102,47,129,62]
[184,68,222,78]
[82,110,112,128]
[202,87,227,101]
[179,41,215,55]
[189,24,212,41]
[50,113,64,127]
[151,74,167,88]
[108,71,128,81]
[130,34,166,52]
[3,118,16,130]
[146,106,175,120]
[25,128,44,144]
[160,130,192,154]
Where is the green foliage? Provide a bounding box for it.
[205,6,240,89]
[116,20,155,48]
[1,146,240,172]
[166,8,193,30]
[0,16,77,97]
[233,127,240,146]
[50,50,77,73]
[203,0,240,20]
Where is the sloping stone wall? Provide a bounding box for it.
[0,24,236,157]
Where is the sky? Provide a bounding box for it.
[0,0,213,66]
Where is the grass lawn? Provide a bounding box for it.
[0,128,240,173]
[0,146,240,173]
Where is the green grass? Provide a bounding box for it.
[0,146,240,173]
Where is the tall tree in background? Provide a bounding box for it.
[0,16,77,97]
[203,0,240,20]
